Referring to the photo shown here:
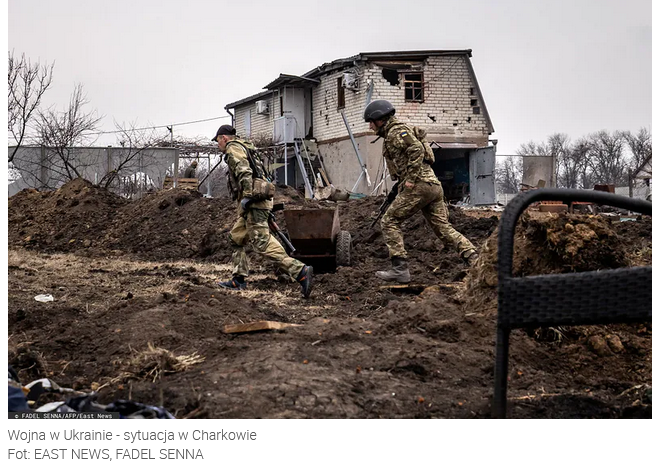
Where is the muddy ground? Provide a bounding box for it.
[7,179,652,418]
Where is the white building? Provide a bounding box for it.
[224,50,497,204]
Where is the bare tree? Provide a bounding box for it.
[98,122,170,191]
[8,51,54,162]
[588,130,627,186]
[546,133,570,186]
[623,128,652,175]
[35,84,102,180]
[495,156,522,193]
[623,128,651,167]
[557,137,589,188]
[516,140,548,157]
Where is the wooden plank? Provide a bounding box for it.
[163,177,174,188]
[318,168,331,186]
[538,203,568,213]
[379,284,427,295]
[163,176,198,190]
[223,321,302,334]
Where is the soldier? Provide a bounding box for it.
[184,160,198,178]
[211,124,314,298]
[364,100,479,283]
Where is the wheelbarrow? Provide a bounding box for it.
[282,206,352,272]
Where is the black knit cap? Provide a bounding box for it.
[211,125,237,141]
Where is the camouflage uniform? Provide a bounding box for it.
[378,117,476,259]
[184,163,197,178]
[224,139,305,279]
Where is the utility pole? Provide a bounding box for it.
[167,126,178,187]
[167,125,173,147]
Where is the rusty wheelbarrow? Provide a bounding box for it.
[282,206,352,272]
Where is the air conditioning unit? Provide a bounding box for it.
[342,72,359,91]
[255,100,269,114]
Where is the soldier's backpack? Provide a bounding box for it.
[412,126,435,165]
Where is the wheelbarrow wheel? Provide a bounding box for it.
[335,230,352,266]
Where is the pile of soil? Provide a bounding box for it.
[8,180,498,305]
[7,179,652,418]
[464,213,651,314]
[8,179,129,252]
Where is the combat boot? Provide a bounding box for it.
[375,256,411,283]
[218,276,247,290]
[296,265,314,298]
[462,249,479,266]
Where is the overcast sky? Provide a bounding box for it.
[7,0,652,157]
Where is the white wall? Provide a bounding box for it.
[9,146,177,196]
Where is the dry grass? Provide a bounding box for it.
[628,246,652,267]
[8,338,50,378]
[234,286,329,312]
[114,343,205,383]
[8,249,233,303]
[532,326,571,343]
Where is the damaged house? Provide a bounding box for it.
[224,50,496,204]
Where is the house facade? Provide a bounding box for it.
[225,50,496,204]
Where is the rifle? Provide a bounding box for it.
[198,155,224,188]
[269,203,296,253]
[370,182,399,228]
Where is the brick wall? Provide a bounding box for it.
[313,55,491,144]
[232,55,491,145]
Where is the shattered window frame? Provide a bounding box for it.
[403,72,423,102]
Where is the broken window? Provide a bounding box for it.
[382,68,400,85]
[403,73,423,102]
[337,77,345,109]
[279,96,284,116]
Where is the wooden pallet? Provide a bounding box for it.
[162,177,198,190]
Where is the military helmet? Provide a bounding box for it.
[364,100,395,122]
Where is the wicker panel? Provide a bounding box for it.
[499,267,652,328]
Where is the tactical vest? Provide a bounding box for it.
[226,139,275,201]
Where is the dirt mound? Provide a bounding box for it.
[102,188,236,260]
[448,211,652,416]
[8,180,238,260]
[463,213,652,314]
[7,180,651,418]
[8,178,129,252]
[8,179,496,283]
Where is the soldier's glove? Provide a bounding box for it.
[240,198,252,217]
